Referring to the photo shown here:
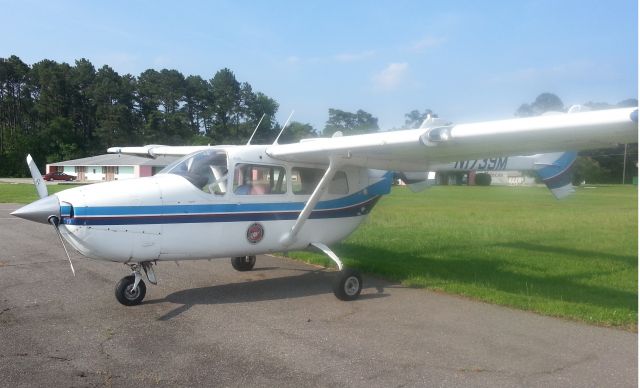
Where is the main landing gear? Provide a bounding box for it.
[113,249,362,305]
[231,255,256,271]
[311,242,363,301]
[333,268,363,301]
[115,262,156,306]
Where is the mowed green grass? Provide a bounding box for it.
[0,183,83,203]
[289,185,637,329]
[1,182,637,328]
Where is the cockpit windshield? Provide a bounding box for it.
[158,149,228,195]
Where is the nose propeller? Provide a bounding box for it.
[48,215,75,276]
[11,154,75,276]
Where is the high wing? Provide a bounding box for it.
[266,107,638,171]
[107,144,217,157]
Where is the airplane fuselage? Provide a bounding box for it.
[54,145,391,263]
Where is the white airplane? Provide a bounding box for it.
[11,107,637,306]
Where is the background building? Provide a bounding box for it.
[46,154,179,181]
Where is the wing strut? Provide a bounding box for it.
[279,157,341,246]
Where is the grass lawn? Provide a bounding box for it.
[0,182,83,203]
[1,182,637,328]
[289,185,638,329]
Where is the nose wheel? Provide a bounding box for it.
[115,262,156,306]
[115,275,146,306]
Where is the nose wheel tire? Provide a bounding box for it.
[231,256,256,271]
[115,275,147,306]
[333,269,362,301]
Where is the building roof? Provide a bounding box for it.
[49,154,179,167]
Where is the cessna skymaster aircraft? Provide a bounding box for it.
[11,107,638,306]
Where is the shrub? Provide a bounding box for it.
[475,173,492,186]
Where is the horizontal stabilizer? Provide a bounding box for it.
[396,171,437,192]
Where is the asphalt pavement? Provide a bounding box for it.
[0,204,636,387]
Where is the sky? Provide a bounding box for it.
[1,0,637,131]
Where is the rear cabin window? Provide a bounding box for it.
[292,168,349,195]
[233,164,287,195]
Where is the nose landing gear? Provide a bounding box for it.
[115,262,156,306]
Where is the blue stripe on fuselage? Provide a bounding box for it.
[63,196,381,226]
[62,176,391,226]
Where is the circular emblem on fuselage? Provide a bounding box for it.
[246,223,264,244]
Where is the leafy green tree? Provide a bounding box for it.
[403,109,436,129]
[572,156,611,184]
[278,121,317,144]
[0,55,33,157]
[324,108,379,136]
[183,75,212,135]
[515,93,564,117]
[69,59,96,149]
[243,92,280,144]
[210,68,241,142]
[617,98,638,108]
[0,55,282,175]
[92,65,140,148]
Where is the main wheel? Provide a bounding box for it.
[231,256,256,271]
[115,275,146,306]
[333,269,362,301]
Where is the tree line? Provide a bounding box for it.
[0,55,282,176]
[0,55,636,183]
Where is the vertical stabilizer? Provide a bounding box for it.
[534,151,577,199]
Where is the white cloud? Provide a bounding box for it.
[410,35,445,52]
[286,56,301,64]
[284,50,375,66]
[372,62,409,91]
[488,61,601,84]
[334,50,376,62]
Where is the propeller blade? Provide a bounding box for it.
[48,217,75,276]
[26,154,48,199]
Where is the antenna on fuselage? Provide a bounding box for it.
[272,110,295,145]
[246,113,266,145]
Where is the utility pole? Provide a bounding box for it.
[622,143,628,184]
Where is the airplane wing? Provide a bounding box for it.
[266,107,638,171]
[107,144,216,157]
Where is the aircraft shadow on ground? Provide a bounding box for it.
[149,268,389,321]
[150,239,635,321]
[336,241,637,313]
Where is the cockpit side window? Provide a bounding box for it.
[160,150,228,195]
[233,164,287,195]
